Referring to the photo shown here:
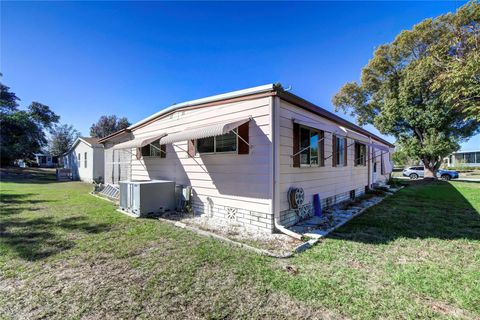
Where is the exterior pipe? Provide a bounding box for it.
[271,96,303,240]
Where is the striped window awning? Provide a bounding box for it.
[160,117,251,145]
[112,133,167,150]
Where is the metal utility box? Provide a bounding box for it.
[119,180,175,217]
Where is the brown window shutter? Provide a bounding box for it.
[344,137,348,166]
[363,145,367,166]
[238,122,249,155]
[320,131,325,167]
[292,122,300,167]
[187,140,195,157]
[381,153,385,175]
[332,135,337,167]
[160,144,166,158]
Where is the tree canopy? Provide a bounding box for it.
[48,124,80,156]
[1,78,60,165]
[90,115,130,138]
[332,1,480,177]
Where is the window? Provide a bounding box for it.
[78,153,81,163]
[84,152,87,168]
[197,130,237,154]
[141,140,166,158]
[335,137,345,166]
[464,152,475,164]
[354,142,366,166]
[476,152,480,164]
[299,126,324,166]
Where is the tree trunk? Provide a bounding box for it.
[422,158,441,180]
[424,166,437,180]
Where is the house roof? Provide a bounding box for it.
[127,84,395,148]
[97,129,131,143]
[452,150,480,154]
[63,137,103,156]
[79,137,101,145]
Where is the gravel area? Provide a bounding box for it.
[157,212,302,254]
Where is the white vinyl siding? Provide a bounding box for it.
[130,97,273,216]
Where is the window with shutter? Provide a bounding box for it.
[140,140,167,158]
[197,129,238,154]
[297,125,323,167]
[354,142,367,166]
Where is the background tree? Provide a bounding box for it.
[90,115,130,138]
[48,124,80,156]
[392,145,418,167]
[1,75,60,165]
[332,1,480,178]
[1,101,60,165]
[0,82,20,113]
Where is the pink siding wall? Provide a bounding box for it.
[278,100,391,212]
[130,97,273,218]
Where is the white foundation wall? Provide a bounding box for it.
[278,100,391,225]
[130,97,274,232]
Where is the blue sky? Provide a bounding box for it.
[1,1,478,150]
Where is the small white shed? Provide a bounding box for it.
[62,137,104,182]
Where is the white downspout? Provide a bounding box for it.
[271,96,303,240]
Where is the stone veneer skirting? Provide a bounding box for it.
[192,200,274,232]
[280,186,367,228]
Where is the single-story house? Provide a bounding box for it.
[108,84,394,233]
[62,137,104,182]
[444,150,480,167]
[34,153,58,167]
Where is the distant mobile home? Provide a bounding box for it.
[63,137,104,182]
[104,84,394,233]
[34,153,58,168]
[444,150,480,168]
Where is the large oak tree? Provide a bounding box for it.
[333,1,480,178]
[90,115,130,138]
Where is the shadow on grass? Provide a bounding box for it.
[0,215,111,261]
[0,193,56,216]
[329,180,480,244]
[0,167,58,184]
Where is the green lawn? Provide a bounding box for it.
[1,169,479,319]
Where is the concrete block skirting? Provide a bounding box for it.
[192,200,274,232]
[280,186,366,228]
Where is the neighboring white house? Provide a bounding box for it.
[444,150,480,167]
[34,153,59,167]
[108,84,394,233]
[63,137,104,182]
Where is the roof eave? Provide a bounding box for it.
[276,90,395,148]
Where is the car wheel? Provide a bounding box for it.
[409,173,418,180]
[441,174,451,181]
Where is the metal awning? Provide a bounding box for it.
[293,119,346,136]
[160,117,251,145]
[112,133,167,150]
[368,142,389,152]
[339,126,370,143]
